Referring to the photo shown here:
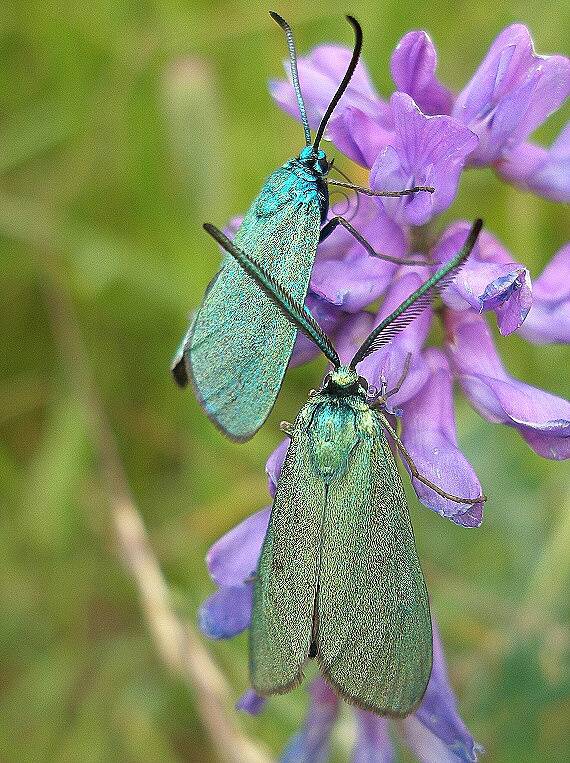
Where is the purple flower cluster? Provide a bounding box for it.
[200,23,569,761]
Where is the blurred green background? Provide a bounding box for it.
[1,0,568,760]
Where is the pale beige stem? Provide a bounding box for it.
[41,252,271,763]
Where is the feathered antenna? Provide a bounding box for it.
[350,219,483,368]
[203,224,341,367]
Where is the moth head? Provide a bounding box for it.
[325,365,368,396]
[298,146,330,176]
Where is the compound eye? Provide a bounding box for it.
[358,376,369,391]
[323,373,332,386]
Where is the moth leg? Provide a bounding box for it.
[319,216,432,266]
[327,178,434,198]
[379,414,487,505]
[371,353,412,408]
[386,352,412,398]
[280,421,294,437]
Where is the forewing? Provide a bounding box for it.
[250,413,325,694]
[316,413,432,716]
[187,165,322,441]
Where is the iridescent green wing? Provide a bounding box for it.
[249,400,324,694]
[316,407,432,717]
[182,163,322,441]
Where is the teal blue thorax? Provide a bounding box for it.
[303,366,375,484]
[254,148,330,220]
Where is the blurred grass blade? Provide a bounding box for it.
[162,57,229,220]
[0,101,74,175]
[19,394,90,552]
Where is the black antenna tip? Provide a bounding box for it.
[345,15,362,37]
[469,218,484,243]
[269,11,287,29]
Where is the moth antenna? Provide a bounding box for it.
[350,219,483,368]
[270,12,312,146]
[313,16,363,152]
[203,223,341,367]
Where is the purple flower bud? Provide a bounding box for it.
[452,24,570,166]
[236,689,267,716]
[434,222,532,335]
[400,349,484,526]
[496,123,570,202]
[266,438,288,497]
[518,243,570,344]
[390,31,453,116]
[270,44,389,133]
[446,309,570,459]
[281,678,339,763]
[199,585,253,639]
[353,711,395,762]
[206,507,269,586]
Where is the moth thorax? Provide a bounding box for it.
[330,366,359,389]
[298,146,329,176]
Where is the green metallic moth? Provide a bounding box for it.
[202,218,486,716]
[172,13,433,442]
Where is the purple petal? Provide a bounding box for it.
[335,310,375,364]
[270,44,389,133]
[236,689,267,716]
[496,124,570,203]
[518,243,570,344]
[397,619,481,762]
[336,267,434,405]
[311,195,408,312]
[371,93,478,226]
[310,249,399,313]
[529,242,570,304]
[446,309,570,459]
[353,711,395,762]
[400,349,484,526]
[390,31,453,116]
[478,268,532,335]
[206,507,270,586]
[224,215,243,238]
[327,106,394,169]
[199,585,252,639]
[281,678,339,763]
[291,293,348,366]
[327,107,394,168]
[434,222,532,335]
[452,24,570,165]
[266,438,289,497]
